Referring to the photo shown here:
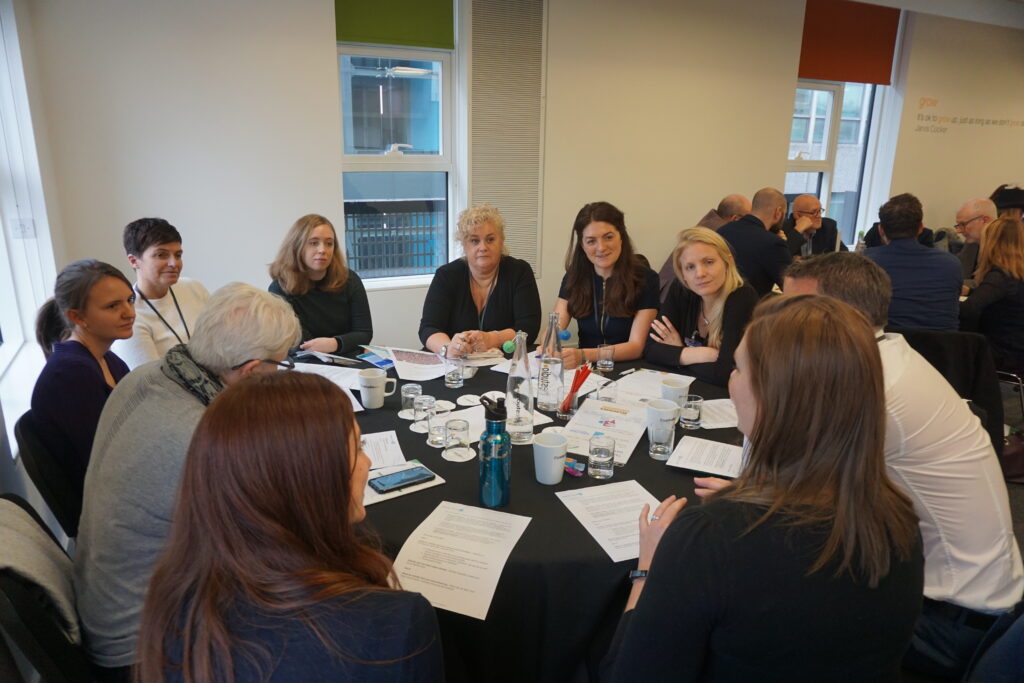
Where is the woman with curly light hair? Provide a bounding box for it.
[419,204,541,356]
[269,214,372,355]
[644,227,758,386]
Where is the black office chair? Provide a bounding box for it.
[998,370,1024,426]
[13,411,82,538]
[888,327,1005,453]
[0,494,96,682]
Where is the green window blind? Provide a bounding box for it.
[336,0,454,50]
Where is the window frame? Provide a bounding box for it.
[337,43,458,287]
[787,81,843,204]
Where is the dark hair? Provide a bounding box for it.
[136,372,398,683]
[714,295,919,587]
[269,214,349,295]
[989,184,1024,212]
[563,201,645,319]
[784,253,891,328]
[122,217,182,257]
[878,193,923,240]
[35,259,132,358]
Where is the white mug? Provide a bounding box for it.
[358,368,397,409]
[532,432,568,485]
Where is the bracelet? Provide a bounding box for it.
[628,569,649,582]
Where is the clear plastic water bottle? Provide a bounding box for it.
[536,312,564,412]
[505,331,534,445]
[478,396,511,508]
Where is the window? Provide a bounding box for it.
[338,46,454,282]
[785,80,875,244]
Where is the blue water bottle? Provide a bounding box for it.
[478,396,511,508]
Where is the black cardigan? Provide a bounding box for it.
[418,256,542,346]
[644,281,758,387]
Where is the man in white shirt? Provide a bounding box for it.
[780,253,1023,678]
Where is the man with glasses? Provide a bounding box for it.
[780,194,848,258]
[75,283,301,682]
[954,197,997,286]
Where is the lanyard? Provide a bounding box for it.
[593,276,607,344]
[476,273,498,330]
[138,285,190,345]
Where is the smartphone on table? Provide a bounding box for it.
[369,466,436,494]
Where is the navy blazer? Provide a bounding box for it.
[717,214,791,297]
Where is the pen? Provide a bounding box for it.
[619,368,637,377]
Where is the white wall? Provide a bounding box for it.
[890,12,1024,228]
[537,0,805,310]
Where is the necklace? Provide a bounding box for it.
[471,270,498,329]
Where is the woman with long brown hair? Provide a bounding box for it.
[553,201,659,369]
[136,372,442,682]
[604,295,923,681]
[960,217,1024,375]
[269,214,372,355]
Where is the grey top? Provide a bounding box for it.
[74,360,209,668]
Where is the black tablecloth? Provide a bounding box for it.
[354,360,739,683]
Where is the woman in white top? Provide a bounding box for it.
[112,217,210,368]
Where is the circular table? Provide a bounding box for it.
[355,360,740,683]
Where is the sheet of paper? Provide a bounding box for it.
[563,398,647,465]
[389,347,447,381]
[666,436,744,478]
[291,363,364,411]
[448,405,553,444]
[616,369,695,404]
[364,461,444,506]
[393,501,531,620]
[361,430,406,470]
[555,480,661,562]
[700,399,738,429]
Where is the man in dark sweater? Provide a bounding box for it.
[780,194,848,257]
[865,193,962,330]
[954,197,997,286]
[717,187,791,297]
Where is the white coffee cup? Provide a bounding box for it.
[660,377,689,408]
[532,432,568,485]
[358,368,397,409]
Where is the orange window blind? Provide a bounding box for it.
[798,0,901,85]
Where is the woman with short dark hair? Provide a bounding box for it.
[604,295,923,681]
[136,372,442,682]
[30,259,136,502]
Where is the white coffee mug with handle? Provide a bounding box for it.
[358,368,397,409]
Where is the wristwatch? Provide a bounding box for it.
[628,569,649,582]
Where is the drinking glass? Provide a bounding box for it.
[588,434,615,479]
[427,404,452,447]
[443,418,475,462]
[412,395,435,433]
[445,357,464,389]
[681,395,703,430]
[399,383,423,419]
[596,344,614,373]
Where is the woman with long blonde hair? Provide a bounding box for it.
[269,214,372,355]
[644,226,758,386]
[961,216,1024,374]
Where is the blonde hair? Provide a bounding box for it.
[455,204,508,255]
[269,214,349,295]
[671,227,743,348]
[975,217,1024,282]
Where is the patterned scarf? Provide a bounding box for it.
[161,344,223,406]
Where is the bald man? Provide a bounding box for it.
[954,197,997,284]
[657,194,751,302]
[780,194,848,258]
[717,187,791,296]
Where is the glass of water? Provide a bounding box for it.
[412,395,435,432]
[681,395,703,430]
[399,383,422,419]
[443,418,474,461]
[427,404,452,447]
[596,344,615,374]
[445,356,464,389]
[588,434,615,479]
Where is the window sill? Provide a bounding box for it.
[363,274,434,292]
[1,341,44,459]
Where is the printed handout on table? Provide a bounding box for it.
[563,398,647,465]
[389,347,447,381]
[393,501,531,619]
[555,480,661,562]
[699,399,739,429]
[666,436,744,478]
[361,430,407,470]
[292,362,364,411]
[616,369,695,404]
